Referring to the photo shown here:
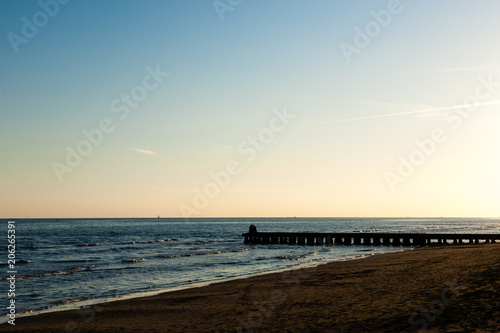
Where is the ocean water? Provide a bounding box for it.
[1,217,499,321]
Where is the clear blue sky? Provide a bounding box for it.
[2,0,500,218]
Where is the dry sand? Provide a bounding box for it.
[2,244,499,332]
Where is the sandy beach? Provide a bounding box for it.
[2,244,499,332]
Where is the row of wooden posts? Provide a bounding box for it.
[242,232,500,246]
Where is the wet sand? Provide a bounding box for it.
[2,244,499,332]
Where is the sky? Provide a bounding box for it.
[1,0,500,218]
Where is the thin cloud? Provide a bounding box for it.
[302,100,500,127]
[128,147,157,155]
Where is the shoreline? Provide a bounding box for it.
[6,245,408,322]
[2,244,499,332]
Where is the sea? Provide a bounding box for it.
[1,217,499,323]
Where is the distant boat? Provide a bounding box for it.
[158,215,160,219]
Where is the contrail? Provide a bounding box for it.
[301,100,500,126]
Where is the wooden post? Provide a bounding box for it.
[326,235,333,245]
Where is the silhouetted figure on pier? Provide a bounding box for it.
[249,224,257,234]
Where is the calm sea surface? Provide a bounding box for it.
[1,217,499,321]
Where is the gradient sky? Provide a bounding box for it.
[1,0,500,218]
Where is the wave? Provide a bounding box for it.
[160,247,256,259]
[0,259,31,265]
[276,251,317,261]
[18,245,38,250]
[170,240,240,247]
[120,239,172,245]
[276,255,294,260]
[51,296,93,306]
[122,259,145,263]
[49,259,93,264]
[170,242,203,247]
[1,263,109,281]
[292,252,317,260]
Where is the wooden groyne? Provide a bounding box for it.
[242,232,500,246]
